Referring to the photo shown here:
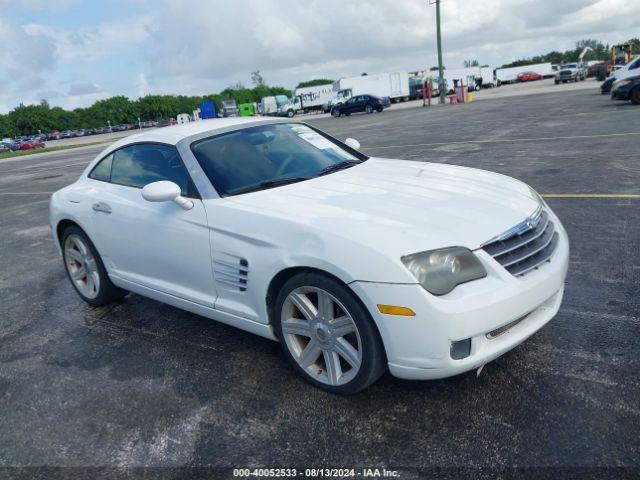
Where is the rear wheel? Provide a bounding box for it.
[331,108,341,117]
[274,272,386,394]
[61,226,127,306]
[631,87,640,105]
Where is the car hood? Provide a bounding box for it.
[227,158,541,257]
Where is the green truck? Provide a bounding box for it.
[238,103,255,117]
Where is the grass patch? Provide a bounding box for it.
[0,141,106,160]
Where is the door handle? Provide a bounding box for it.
[92,202,112,214]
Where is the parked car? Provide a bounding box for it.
[0,142,11,153]
[9,140,23,151]
[517,71,543,82]
[47,131,61,140]
[331,95,388,117]
[60,130,73,139]
[611,75,640,105]
[602,55,640,94]
[20,139,45,150]
[49,118,569,394]
[554,63,585,84]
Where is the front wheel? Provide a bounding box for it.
[286,109,295,118]
[61,226,127,306]
[274,272,386,394]
[331,108,341,117]
[631,87,640,105]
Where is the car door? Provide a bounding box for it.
[340,97,355,114]
[86,143,216,307]
[349,95,364,113]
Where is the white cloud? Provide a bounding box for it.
[24,16,154,63]
[145,0,640,91]
[1,0,640,112]
[135,73,150,98]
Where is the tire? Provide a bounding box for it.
[331,108,341,118]
[273,271,387,394]
[365,105,373,114]
[555,80,559,85]
[61,225,127,307]
[376,106,383,112]
[631,87,640,105]
[286,109,295,118]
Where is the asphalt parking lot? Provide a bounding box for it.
[0,87,638,475]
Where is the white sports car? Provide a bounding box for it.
[50,118,569,394]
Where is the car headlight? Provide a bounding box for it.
[401,247,487,296]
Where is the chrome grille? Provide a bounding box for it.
[482,207,559,277]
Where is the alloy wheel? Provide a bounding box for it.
[281,286,362,386]
[64,234,100,299]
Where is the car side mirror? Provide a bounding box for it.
[142,181,193,210]
[345,138,361,150]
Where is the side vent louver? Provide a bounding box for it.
[213,253,249,292]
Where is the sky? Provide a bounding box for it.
[1,0,639,113]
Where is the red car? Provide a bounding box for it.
[19,139,46,150]
[517,71,543,82]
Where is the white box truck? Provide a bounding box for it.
[277,84,336,117]
[326,72,410,110]
[259,95,289,116]
[496,63,554,84]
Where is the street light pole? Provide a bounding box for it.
[435,0,446,104]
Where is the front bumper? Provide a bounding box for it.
[350,214,569,380]
[611,87,631,101]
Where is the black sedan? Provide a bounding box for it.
[611,75,640,105]
[331,94,388,117]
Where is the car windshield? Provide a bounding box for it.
[191,123,367,197]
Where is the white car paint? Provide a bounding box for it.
[50,117,569,380]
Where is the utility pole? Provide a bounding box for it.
[434,0,446,104]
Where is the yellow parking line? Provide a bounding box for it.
[364,131,640,150]
[542,194,640,198]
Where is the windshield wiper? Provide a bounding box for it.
[316,161,359,177]
[225,176,310,196]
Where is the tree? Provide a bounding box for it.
[464,59,479,67]
[0,114,16,138]
[296,78,335,89]
[251,70,265,87]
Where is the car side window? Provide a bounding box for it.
[109,143,195,197]
[89,153,113,182]
[629,59,640,70]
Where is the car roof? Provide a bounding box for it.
[107,117,283,148]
